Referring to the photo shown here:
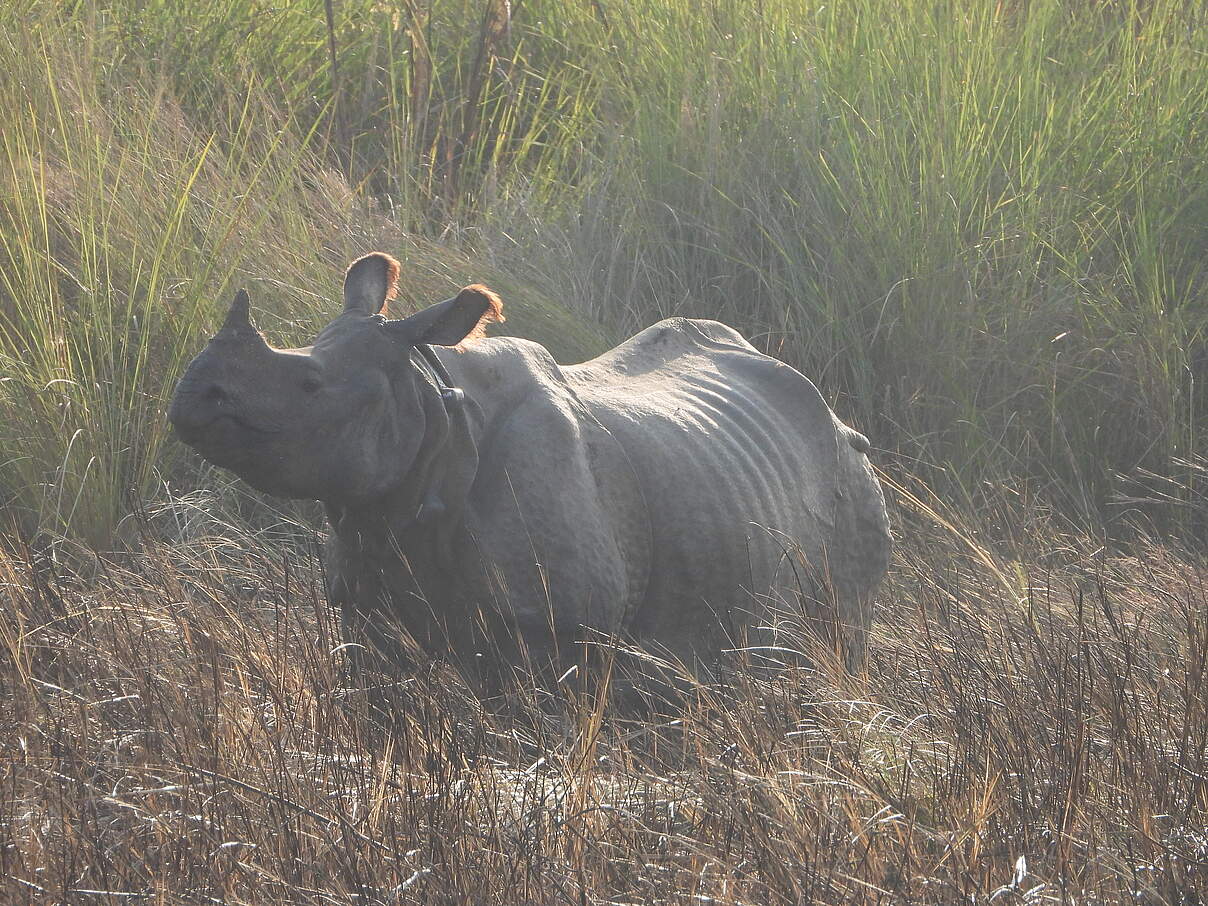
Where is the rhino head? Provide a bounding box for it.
[169,253,503,503]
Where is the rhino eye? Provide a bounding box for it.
[301,376,322,395]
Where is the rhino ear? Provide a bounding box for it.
[383,284,505,346]
[343,252,400,315]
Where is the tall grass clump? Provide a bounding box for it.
[494,0,1208,522]
[26,0,598,229]
[4,0,1207,540]
[0,8,604,546]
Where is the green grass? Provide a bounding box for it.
[0,1,607,544]
[532,0,1208,521]
[2,0,1206,543]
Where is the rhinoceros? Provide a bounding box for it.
[169,253,890,677]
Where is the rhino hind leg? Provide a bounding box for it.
[826,437,892,670]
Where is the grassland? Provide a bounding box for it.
[3,486,1204,902]
[0,0,1205,901]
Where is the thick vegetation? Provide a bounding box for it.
[0,0,1205,902]
[1,0,1206,542]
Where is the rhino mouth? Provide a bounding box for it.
[173,412,280,457]
[207,412,279,436]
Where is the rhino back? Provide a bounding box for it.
[565,318,886,662]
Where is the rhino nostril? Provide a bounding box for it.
[204,385,227,405]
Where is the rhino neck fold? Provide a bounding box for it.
[328,351,483,573]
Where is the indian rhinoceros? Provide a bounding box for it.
[169,253,890,678]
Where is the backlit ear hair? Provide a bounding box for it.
[454,284,505,343]
[380,283,506,347]
[343,252,400,316]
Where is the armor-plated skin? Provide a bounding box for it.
[170,254,891,677]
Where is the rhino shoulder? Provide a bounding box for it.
[466,382,652,640]
[453,334,574,420]
[462,334,565,381]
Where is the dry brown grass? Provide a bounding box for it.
[1,483,1203,905]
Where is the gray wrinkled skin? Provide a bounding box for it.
[170,254,891,678]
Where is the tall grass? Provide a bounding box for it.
[0,5,604,545]
[492,0,1208,522]
[3,0,1206,543]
